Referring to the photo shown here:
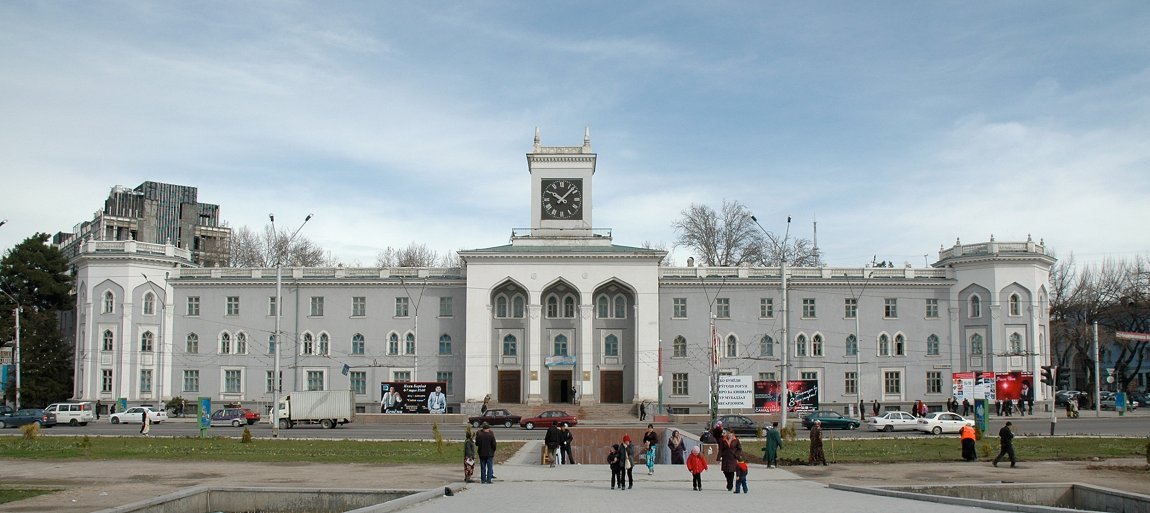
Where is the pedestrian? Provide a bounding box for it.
[544,422,563,467]
[762,421,784,468]
[711,423,742,491]
[960,424,977,462]
[619,435,636,489]
[642,423,658,472]
[481,394,490,415]
[667,429,686,464]
[872,400,880,417]
[996,399,1003,416]
[962,398,971,417]
[639,402,647,421]
[476,422,497,484]
[686,445,708,491]
[140,410,151,436]
[463,427,476,483]
[560,423,576,464]
[645,439,656,475]
[608,444,624,490]
[858,398,865,421]
[734,455,749,494]
[992,421,1016,468]
[570,385,577,404]
[808,420,826,466]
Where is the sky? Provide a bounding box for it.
[2,1,1149,268]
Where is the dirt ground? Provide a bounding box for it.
[0,457,1146,513]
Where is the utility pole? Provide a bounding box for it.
[1093,321,1100,417]
[0,288,20,410]
[750,214,790,428]
[270,213,312,438]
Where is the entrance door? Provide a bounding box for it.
[498,371,521,404]
[549,370,572,403]
[600,370,623,403]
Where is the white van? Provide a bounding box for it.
[45,402,96,426]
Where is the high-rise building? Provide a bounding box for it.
[55,181,230,267]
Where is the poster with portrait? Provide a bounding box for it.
[380,382,447,414]
[753,380,819,413]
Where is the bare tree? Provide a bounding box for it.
[227,225,328,267]
[640,241,674,266]
[672,200,822,267]
[376,243,441,268]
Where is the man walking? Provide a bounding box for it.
[476,422,497,483]
[544,422,562,467]
[992,421,1016,468]
[763,421,783,468]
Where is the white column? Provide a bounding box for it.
[528,294,543,401]
[579,303,594,403]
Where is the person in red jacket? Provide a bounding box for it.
[686,445,708,491]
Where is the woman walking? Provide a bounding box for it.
[463,428,476,482]
[711,423,742,491]
[667,430,686,464]
[808,420,826,466]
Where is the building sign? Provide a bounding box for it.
[717,375,753,408]
[753,380,819,413]
[544,355,577,367]
[380,382,447,414]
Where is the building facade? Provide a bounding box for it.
[69,133,1055,416]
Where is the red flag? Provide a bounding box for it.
[711,324,721,365]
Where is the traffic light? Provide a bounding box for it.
[1040,365,1057,386]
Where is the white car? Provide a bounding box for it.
[109,406,168,424]
[914,412,974,435]
[867,411,919,432]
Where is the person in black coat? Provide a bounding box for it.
[992,421,1016,468]
[559,423,575,464]
[544,423,563,467]
[475,423,497,483]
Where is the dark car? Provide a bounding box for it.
[0,408,56,429]
[209,408,250,427]
[801,410,860,430]
[711,414,762,437]
[468,408,522,428]
[519,410,578,430]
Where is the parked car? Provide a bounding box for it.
[44,402,95,426]
[0,405,14,417]
[222,403,261,425]
[801,410,861,430]
[1100,392,1139,410]
[915,412,974,435]
[867,411,919,432]
[711,414,762,437]
[210,408,251,427]
[468,408,522,428]
[0,408,56,429]
[109,406,169,424]
[519,410,578,430]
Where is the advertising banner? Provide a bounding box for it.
[753,380,819,413]
[717,375,754,408]
[380,382,448,414]
[994,371,1034,402]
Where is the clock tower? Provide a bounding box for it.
[526,128,596,238]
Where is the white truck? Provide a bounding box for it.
[277,390,356,429]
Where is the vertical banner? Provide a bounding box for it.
[754,380,781,413]
[198,396,211,437]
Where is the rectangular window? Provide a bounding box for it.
[226,296,240,316]
[802,298,816,318]
[352,297,366,317]
[758,372,776,381]
[502,336,517,357]
[183,370,199,393]
[800,371,819,381]
[186,296,200,316]
[672,373,689,395]
[604,334,619,357]
[926,299,939,319]
[672,298,687,318]
[760,298,774,318]
[884,298,898,318]
[883,371,901,395]
[265,370,282,393]
[139,369,153,394]
[393,371,412,382]
[310,296,324,316]
[101,369,113,393]
[268,296,277,316]
[715,298,730,319]
[926,371,942,394]
[306,370,325,391]
[437,371,453,394]
[672,337,687,358]
[553,335,568,356]
[351,371,367,395]
[439,297,453,317]
[395,297,409,317]
[845,371,857,395]
[224,369,242,394]
[844,298,857,319]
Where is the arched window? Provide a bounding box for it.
[970,295,982,318]
[553,334,568,356]
[438,334,451,355]
[103,291,115,314]
[927,334,940,356]
[604,334,619,357]
[673,336,687,358]
[220,332,232,354]
[796,334,807,357]
[186,333,199,354]
[388,333,399,355]
[495,295,508,318]
[143,292,155,315]
[970,333,983,355]
[613,295,627,319]
[502,334,517,356]
[405,333,416,355]
[563,295,576,318]
[761,335,774,357]
[352,333,365,355]
[894,334,905,356]
[725,334,738,358]
[140,331,154,352]
[546,295,559,318]
[236,332,247,354]
[845,335,857,356]
[319,333,330,355]
[812,334,824,357]
[1009,332,1022,354]
[597,295,610,318]
[102,330,115,352]
[302,333,314,355]
[512,295,525,318]
[879,334,890,356]
[1009,294,1021,316]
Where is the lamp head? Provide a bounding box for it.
[269,214,275,223]
[750,215,758,222]
[305,214,313,222]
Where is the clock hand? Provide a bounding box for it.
[548,191,567,204]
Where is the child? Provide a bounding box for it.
[686,445,708,491]
[607,444,624,490]
[734,455,749,494]
[645,440,656,475]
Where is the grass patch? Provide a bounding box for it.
[0,436,522,465]
[740,436,1147,464]
[0,488,58,504]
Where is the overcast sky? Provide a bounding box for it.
[2,2,1148,267]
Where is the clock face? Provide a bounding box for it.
[541,179,583,220]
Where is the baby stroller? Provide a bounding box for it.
[1066,399,1079,418]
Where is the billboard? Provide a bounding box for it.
[380,382,448,414]
[753,380,819,413]
[717,375,754,408]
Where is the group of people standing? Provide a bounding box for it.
[544,422,576,466]
[463,422,497,484]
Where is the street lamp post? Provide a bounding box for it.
[0,289,20,410]
[270,213,312,439]
[751,215,790,429]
